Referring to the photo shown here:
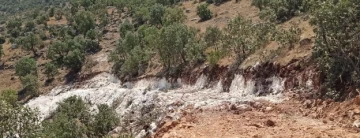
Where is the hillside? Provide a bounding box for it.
[0,0,64,21]
[1,0,360,137]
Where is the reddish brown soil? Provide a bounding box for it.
[154,97,360,138]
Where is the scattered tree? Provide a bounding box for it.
[49,7,55,17]
[44,62,58,80]
[197,3,212,21]
[20,74,39,97]
[91,104,120,136]
[149,4,165,25]
[63,48,85,71]
[24,21,35,32]
[275,26,301,49]
[163,7,186,26]
[15,57,37,77]
[75,11,96,36]
[119,20,135,38]
[18,33,42,56]
[55,10,64,20]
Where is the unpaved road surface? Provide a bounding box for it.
[155,100,360,138]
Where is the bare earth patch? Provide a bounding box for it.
[155,99,360,138]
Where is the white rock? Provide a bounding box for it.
[265,107,273,111]
[353,120,360,128]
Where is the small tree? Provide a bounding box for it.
[6,19,22,38]
[49,7,55,17]
[119,20,135,38]
[20,74,39,97]
[19,33,42,56]
[0,89,17,106]
[275,27,301,49]
[36,15,49,25]
[86,29,97,40]
[56,96,91,121]
[197,3,212,21]
[0,101,42,138]
[43,114,88,138]
[99,13,109,28]
[204,26,224,48]
[75,11,96,36]
[24,21,35,32]
[310,0,360,100]
[55,10,64,20]
[15,57,37,77]
[163,7,186,26]
[149,4,165,25]
[47,41,70,65]
[155,24,196,68]
[224,16,274,62]
[91,104,120,136]
[6,19,22,30]
[43,96,91,137]
[64,49,85,71]
[44,62,58,80]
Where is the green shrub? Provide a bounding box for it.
[204,26,223,48]
[149,4,165,25]
[49,7,55,17]
[24,21,35,32]
[0,89,17,106]
[37,30,47,40]
[47,41,70,65]
[36,15,48,25]
[15,57,37,77]
[207,50,223,68]
[63,49,85,71]
[155,24,197,68]
[18,33,42,56]
[119,20,135,38]
[55,96,91,121]
[163,7,186,26]
[75,11,96,36]
[197,3,212,21]
[44,63,58,80]
[252,0,309,22]
[310,0,360,100]
[43,96,91,137]
[20,74,39,97]
[91,104,120,136]
[0,100,41,137]
[99,13,109,27]
[224,16,274,61]
[55,10,63,20]
[43,96,121,137]
[274,27,301,49]
[43,114,88,138]
[86,29,97,40]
